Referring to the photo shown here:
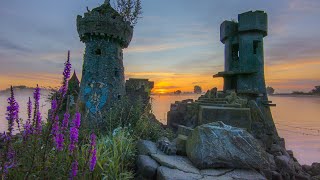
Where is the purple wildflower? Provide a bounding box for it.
[2,86,18,175]
[35,111,42,134]
[23,97,33,140]
[89,149,97,172]
[50,99,57,121]
[60,50,72,97]
[27,97,32,122]
[32,85,42,134]
[73,112,81,129]
[51,115,59,137]
[55,133,64,151]
[90,133,96,148]
[6,86,19,139]
[69,127,79,153]
[62,113,70,131]
[70,160,78,178]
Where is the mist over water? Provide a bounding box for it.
[0,92,319,165]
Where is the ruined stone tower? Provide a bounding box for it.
[214,11,268,98]
[77,1,133,116]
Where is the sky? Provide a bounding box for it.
[0,0,319,93]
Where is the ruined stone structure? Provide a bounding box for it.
[77,1,133,117]
[125,78,154,105]
[67,71,80,107]
[168,11,278,147]
[214,11,268,98]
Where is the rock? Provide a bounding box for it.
[225,169,266,180]
[177,125,194,137]
[137,140,164,155]
[157,137,177,155]
[151,154,200,174]
[136,155,159,179]
[312,175,320,180]
[175,135,188,156]
[186,122,275,170]
[311,163,320,176]
[157,166,202,180]
[200,169,266,180]
[200,169,233,176]
[271,171,283,180]
[275,155,295,173]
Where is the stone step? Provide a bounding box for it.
[198,97,227,101]
[194,102,242,108]
[195,100,228,104]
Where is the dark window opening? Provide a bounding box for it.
[232,44,239,60]
[253,41,260,54]
[95,49,102,55]
[118,95,121,100]
[114,69,120,77]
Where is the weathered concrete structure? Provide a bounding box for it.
[214,11,268,98]
[77,1,133,117]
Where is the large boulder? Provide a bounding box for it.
[186,122,275,170]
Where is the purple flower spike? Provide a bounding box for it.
[60,50,72,97]
[6,86,19,138]
[90,133,96,148]
[70,160,78,178]
[73,112,81,129]
[62,113,70,131]
[89,148,97,172]
[55,133,64,151]
[69,127,79,153]
[27,97,32,122]
[35,111,42,134]
[51,115,59,137]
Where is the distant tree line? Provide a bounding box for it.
[266,85,320,95]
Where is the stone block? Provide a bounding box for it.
[177,125,194,137]
[175,135,188,155]
[198,106,252,130]
[136,155,159,179]
[137,140,164,156]
[157,166,202,180]
[151,154,200,174]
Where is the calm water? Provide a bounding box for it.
[0,92,319,165]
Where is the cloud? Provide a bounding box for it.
[288,0,320,12]
[125,41,210,53]
[0,38,31,53]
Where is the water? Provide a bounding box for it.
[0,92,319,165]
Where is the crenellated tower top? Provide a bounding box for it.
[76,2,133,48]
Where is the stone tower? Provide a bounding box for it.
[214,11,268,99]
[77,1,133,116]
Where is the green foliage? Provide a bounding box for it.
[194,85,202,94]
[83,96,144,135]
[93,127,136,180]
[311,85,320,94]
[113,0,142,26]
[134,113,175,142]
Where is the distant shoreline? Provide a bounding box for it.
[270,94,320,98]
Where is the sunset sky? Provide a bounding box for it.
[0,0,319,93]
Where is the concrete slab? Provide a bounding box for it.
[198,106,251,130]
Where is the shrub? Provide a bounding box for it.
[85,127,136,180]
